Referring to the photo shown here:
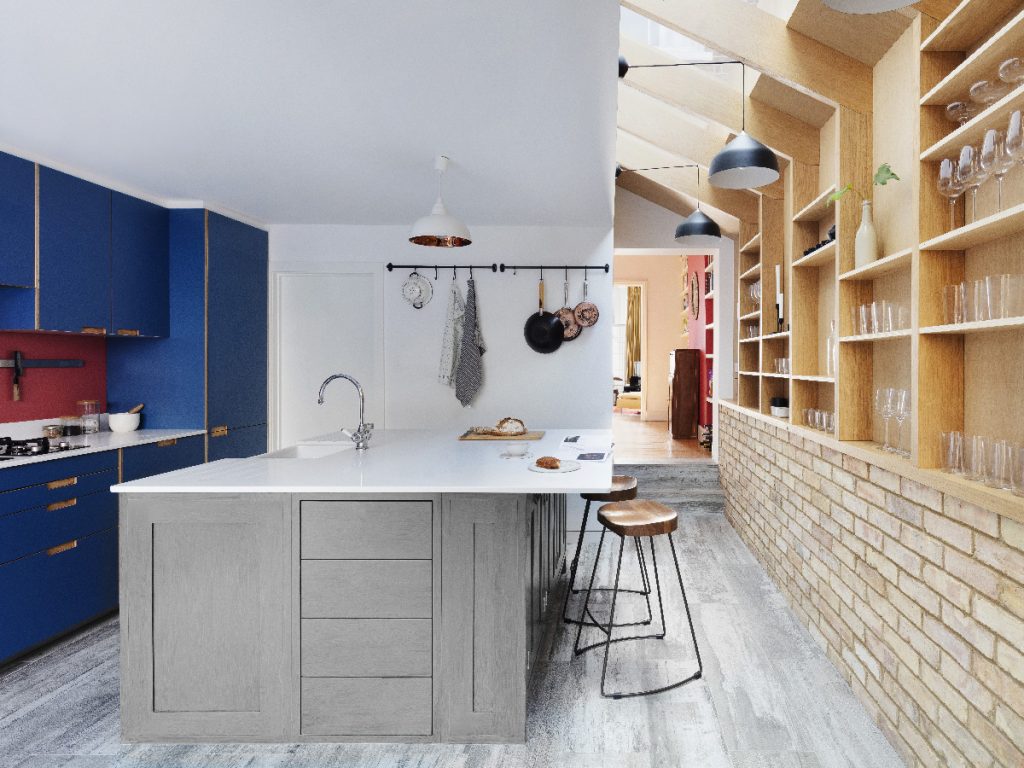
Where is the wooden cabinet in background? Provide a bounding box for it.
[669,349,700,439]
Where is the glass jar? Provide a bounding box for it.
[77,400,100,434]
[42,424,62,439]
[61,416,83,437]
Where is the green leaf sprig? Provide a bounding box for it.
[829,163,900,205]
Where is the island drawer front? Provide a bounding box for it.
[300,501,432,560]
[301,678,432,736]
[301,619,431,677]
[301,560,431,618]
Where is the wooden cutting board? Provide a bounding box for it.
[459,430,545,441]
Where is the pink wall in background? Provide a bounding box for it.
[0,333,106,423]
[684,254,712,426]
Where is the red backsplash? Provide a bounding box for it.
[0,332,106,423]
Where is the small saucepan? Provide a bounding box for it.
[573,270,599,327]
[556,279,582,341]
[524,274,564,353]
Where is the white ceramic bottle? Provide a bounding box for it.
[854,200,879,269]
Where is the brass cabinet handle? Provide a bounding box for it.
[156,438,178,448]
[47,498,77,512]
[47,477,78,490]
[116,329,140,337]
[80,327,106,335]
[210,425,229,438]
[47,539,77,556]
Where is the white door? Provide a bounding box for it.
[271,264,384,449]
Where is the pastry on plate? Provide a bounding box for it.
[535,456,560,470]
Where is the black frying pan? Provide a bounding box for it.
[524,276,564,353]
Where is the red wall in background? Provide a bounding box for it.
[684,255,712,426]
[0,333,106,423]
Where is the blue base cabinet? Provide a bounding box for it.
[122,435,205,483]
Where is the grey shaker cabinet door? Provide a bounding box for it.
[438,494,529,743]
[119,493,293,741]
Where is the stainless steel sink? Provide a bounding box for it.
[262,443,352,460]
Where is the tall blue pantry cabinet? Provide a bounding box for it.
[107,209,268,459]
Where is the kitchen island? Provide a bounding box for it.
[113,429,612,744]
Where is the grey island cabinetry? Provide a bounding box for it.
[115,430,606,744]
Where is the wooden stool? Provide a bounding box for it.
[573,499,702,699]
[562,476,652,629]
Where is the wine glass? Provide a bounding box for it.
[970,79,1011,107]
[981,129,1015,211]
[874,387,895,452]
[893,389,910,458]
[945,101,978,126]
[999,57,1024,86]
[1007,111,1024,167]
[937,158,965,231]
[958,145,989,223]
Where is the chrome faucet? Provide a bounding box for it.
[317,373,374,450]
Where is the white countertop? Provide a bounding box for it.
[112,429,614,494]
[0,428,207,469]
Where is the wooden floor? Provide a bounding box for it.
[0,464,903,768]
[613,413,709,463]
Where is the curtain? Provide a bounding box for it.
[625,286,641,381]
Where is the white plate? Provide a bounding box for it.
[528,459,581,473]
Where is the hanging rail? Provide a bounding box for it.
[499,263,610,274]
[386,263,497,277]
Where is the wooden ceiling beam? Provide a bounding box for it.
[617,83,786,200]
[619,36,819,165]
[621,0,872,114]
[617,173,740,236]
[617,129,759,225]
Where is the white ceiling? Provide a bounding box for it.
[0,1,618,227]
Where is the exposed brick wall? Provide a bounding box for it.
[719,405,1024,768]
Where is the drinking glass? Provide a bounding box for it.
[945,101,977,126]
[989,440,1014,490]
[966,435,988,482]
[937,158,965,231]
[858,304,871,335]
[814,410,826,431]
[987,274,1009,319]
[943,282,966,325]
[970,79,1011,107]
[999,57,1024,86]
[941,431,964,474]
[824,411,836,434]
[1011,444,1024,498]
[870,301,882,335]
[969,279,991,322]
[893,389,910,458]
[1006,274,1024,317]
[896,303,909,331]
[981,129,1015,211]
[959,145,989,223]
[875,387,895,451]
[803,408,814,427]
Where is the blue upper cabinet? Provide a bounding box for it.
[38,167,111,334]
[110,192,169,338]
[206,212,268,431]
[0,152,35,288]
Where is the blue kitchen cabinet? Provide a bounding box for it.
[0,451,120,665]
[121,435,205,482]
[110,192,169,338]
[207,423,268,461]
[0,152,36,288]
[37,167,111,333]
[206,212,268,434]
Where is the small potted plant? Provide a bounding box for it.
[830,163,900,268]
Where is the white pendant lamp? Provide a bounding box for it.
[708,64,780,190]
[822,0,912,13]
[409,155,471,248]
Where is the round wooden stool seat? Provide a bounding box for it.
[598,500,678,538]
[582,475,638,503]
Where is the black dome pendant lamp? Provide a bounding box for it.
[674,167,723,248]
[709,64,779,190]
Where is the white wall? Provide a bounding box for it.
[270,225,614,436]
[614,188,689,249]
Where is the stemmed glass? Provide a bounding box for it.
[945,101,977,126]
[958,145,989,223]
[1007,111,1024,168]
[999,57,1024,86]
[875,387,895,452]
[981,129,1015,211]
[970,79,1011,107]
[937,158,965,231]
[893,389,910,458]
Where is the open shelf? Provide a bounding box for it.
[921,0,1023,52]
[920,316,1024,335]
[740,233,762,254]
[793,241,836,269]
[920,202,1024,250]
[739,263,761,280]
[738,371,760,377]
[839,248,913,282]
[739,309,761,321]
[792,374,836,383]
[705,289,716,300]
[761,372,790,379]
[706,322,716,331]
[792,185,837,223]
[706,353,715,359]
[840,329,913,343]
[921,8,1024,106]
[762,331,790,339]
[739,337,760,344]
[921,82,1024,161]
[704,260,715,273]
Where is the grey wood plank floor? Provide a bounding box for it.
[0,464,904,768]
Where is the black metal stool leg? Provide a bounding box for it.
[563,499,591,619]
[668,533,703,678]
[573,527,606,656]
[599,535,626,698]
